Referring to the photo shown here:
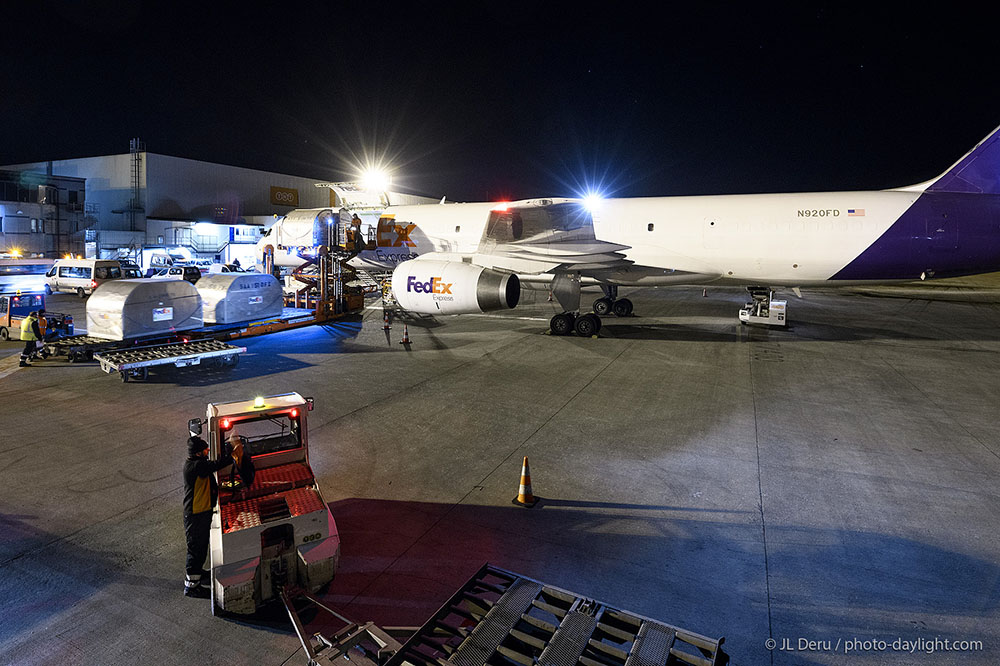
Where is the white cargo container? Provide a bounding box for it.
[86,279,203,340]
[197,273,283,324]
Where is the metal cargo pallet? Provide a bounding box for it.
[93,338,245,381]
[44,334,126,361]
[384,565,727,666]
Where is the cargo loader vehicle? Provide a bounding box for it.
[188,392,340,615]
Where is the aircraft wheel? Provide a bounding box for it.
[574,313,601,337]
[593,297,613,316]
[613,298,633,317]
[550,313,575,336]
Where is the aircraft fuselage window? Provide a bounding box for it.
[648,223,655,231]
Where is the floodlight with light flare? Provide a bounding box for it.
[582,192,604,212]
[359,169,391,193]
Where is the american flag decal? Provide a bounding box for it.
[848,208,866,217]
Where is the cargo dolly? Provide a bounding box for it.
[279,564,727,666]
[43,306,314,364]
[94,338,245,382]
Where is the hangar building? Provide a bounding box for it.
[2,139,430,267]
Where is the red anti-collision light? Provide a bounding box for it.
[290,408,298,418]
[221,419,231,429]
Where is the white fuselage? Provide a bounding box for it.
[592,190,919,285]
[351,191,921,287]
[349,202,495,271]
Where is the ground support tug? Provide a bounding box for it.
[738,287,787,327]
[0,292,74,342]
[188,392,340,615]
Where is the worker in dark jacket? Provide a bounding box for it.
[19,309,44,367]
[182,435,237,598]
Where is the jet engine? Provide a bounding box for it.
[391,261,520,314]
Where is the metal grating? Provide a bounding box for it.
[384,566,726,666]
[538,611,598,666]
[96,338,237,365]
[626,622,675,666]
[451,579,542,666]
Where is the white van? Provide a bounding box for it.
[45,259,124,297]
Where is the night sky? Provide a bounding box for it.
[4,3,1000,202]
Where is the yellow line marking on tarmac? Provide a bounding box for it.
[0,354,23,381]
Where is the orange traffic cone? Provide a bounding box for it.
[512,456,538,507]
[383,312,391,330]
[399,324,411,344]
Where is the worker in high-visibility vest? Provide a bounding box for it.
[182,430,253,598]
[19,309,43,367]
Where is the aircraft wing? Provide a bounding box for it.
[471,240,632,275]
[468,199,634,276]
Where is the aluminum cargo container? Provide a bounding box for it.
[86,279,203,340]
[197,273,283,324]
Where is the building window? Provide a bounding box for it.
[31,219,38,233]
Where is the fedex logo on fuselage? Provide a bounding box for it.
[407,276,453,294]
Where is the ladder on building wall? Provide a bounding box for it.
[128,138,145,232]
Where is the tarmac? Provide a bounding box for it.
[1,280,999,666]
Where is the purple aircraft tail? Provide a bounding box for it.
[926,125,1000,194]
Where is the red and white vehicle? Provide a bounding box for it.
[189,392,340,615]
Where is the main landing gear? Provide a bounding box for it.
[592,284,634,318]
[549,312,601,337]
[592,296,633,317]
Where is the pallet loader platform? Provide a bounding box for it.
[279,564,727,666]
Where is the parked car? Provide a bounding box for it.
[150,265,202,283]
[208,263,247,274]
[45,259,124,297]
[191,259,213,274]
[118,261,144,279]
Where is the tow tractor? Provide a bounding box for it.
[738,287,787,327]
[0,292,73,341]
[187,392,340,615]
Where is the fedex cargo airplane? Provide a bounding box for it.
[302,125,1000,336]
